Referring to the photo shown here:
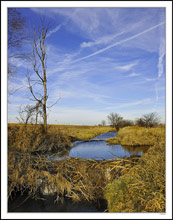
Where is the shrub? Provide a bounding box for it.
[136,112,160,127]
[107,113,123,131]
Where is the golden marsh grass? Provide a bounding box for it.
[105,126,165,212]
[106,126,165,146]
[8,124,165,212]
[8,150,139,203]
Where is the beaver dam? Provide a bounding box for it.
[8,151,140,212]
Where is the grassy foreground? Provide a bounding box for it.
[8,124,165,212]
[8,125,139,205]
[8,152,138,203]
[8,123,119,203]
[105,126,165,212]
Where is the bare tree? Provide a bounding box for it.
[101,120,106,126]
[120,119,134,127]
[8,8,26,50]
[16,103,43,125]
[25,17,51,132]
[8,8,28,75]
[15,16,60,131]
[107,113,123,132]
[135,118,145,127]
[25,17,60,132]
[136,112,160,127]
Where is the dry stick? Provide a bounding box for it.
[15,194,30,209]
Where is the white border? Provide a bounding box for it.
[1,1,172,219]
[1,1,172,8]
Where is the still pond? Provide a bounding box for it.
[53,132,149,161]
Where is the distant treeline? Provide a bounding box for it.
[99,112,164,131]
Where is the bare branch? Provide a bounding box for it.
[107,113,123,131]
[8,86,27,96]
[47,97,61,109]
[26,73,40,103]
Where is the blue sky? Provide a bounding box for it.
[8,7,166,125]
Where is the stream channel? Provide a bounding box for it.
[8,132,149,212]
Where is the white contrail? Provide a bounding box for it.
[47,24,62,38]
[154,38,165,103]
[158,38,165,78]
[80,30,126,48]
[72,22,165,64]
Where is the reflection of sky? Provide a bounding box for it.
[92,132,117,140]
[69,141,146,160]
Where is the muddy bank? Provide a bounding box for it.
[8,190,107,212]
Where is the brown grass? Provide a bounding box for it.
[8,124,71,154]
[8,123,165,212]
[8,150,139,203]
[47,124,115,141]
[105,127,165,212]
[8,123,119,203]
[106,126,165,146]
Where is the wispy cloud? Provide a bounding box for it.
[106,98,152,110]
[128,73,141,77]
[8,57,29,68]
[115,62,138,71]
[47,24,62,38]
[8,8,166,125]
[71,22,165,64]
[154,39,165,102]
[49,81,110,105]
[158,38,165,78]
[144,77,157,82]
[80,31,125,48]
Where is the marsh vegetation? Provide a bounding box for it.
[8,123,165,212]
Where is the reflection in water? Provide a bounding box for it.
[122,145,150,154]
[69,141,148,160]
[69,132,150,160]
[92,132,117,140]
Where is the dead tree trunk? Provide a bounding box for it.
[24,18,60,131]
[30,18,49,132]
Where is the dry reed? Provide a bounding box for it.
[8,151,139,203]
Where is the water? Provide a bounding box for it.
[69,132,148,160]
[92,132,117,140]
